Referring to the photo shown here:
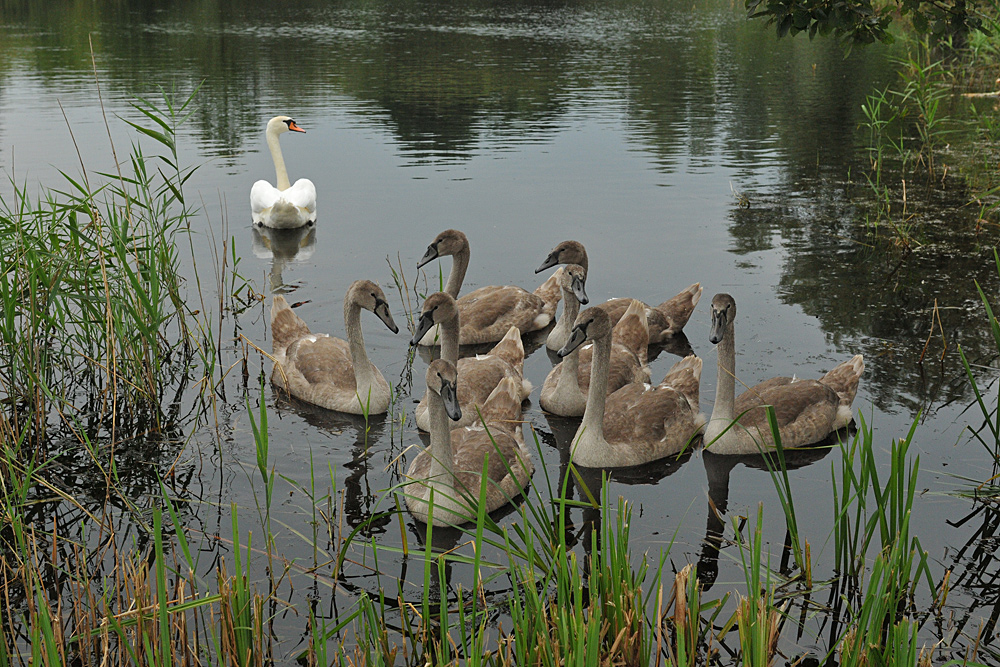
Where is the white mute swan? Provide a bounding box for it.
[703,293,864,454]
[415,229,562,345]
[410,292,532,431]
[271,281,398,414]
[557,305,705,468]
[405,359,534,526]
[251,116,317,229]
[536,240,702,344]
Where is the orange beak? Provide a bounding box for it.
[288,120,306,133]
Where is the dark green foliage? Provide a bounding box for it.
[745,0,991,51]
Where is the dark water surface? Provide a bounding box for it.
[3,0,1000,661]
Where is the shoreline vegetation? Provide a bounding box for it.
[4,18,1000,667]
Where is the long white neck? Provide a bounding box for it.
[266,127,291,190]
[427,390,455,488]
[711,321,736,424]
[439,314,460,365]
[551,287,580,346]
[580,332,611,441]
[444,248,469,299]
[345,301,376,394]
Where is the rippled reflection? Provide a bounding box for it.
[251,224,317,293]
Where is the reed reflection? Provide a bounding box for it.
[938,456,1000,651]
[0,424,201,618]
[408,520,464,610]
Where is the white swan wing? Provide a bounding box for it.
[284,178,317,215]
[251,180,281,218]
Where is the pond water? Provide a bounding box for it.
[3,0,1000,662]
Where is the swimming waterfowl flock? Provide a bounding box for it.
[257,116,865,526]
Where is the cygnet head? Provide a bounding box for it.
[267,115,306,135]
[709,293,736,345]
[537,240,589,273]
[426,359,462,421]
[347,280,399,334]
[557,306,611,358]
[559,264,589,305]
[410,292,458,346]
[417,229,469,269]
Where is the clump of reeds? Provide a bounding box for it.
[492,475,662,667]
[0,93,210,452]
[657,563,724,667]
[0,89,264,666]
[734,505,781,667]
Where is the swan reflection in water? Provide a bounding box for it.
[698,438,839,591]
[271,390,389,533]
[543,412,694,556]
[547,410,842,593]
[402,490,527,611]
[251,224,316,293]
